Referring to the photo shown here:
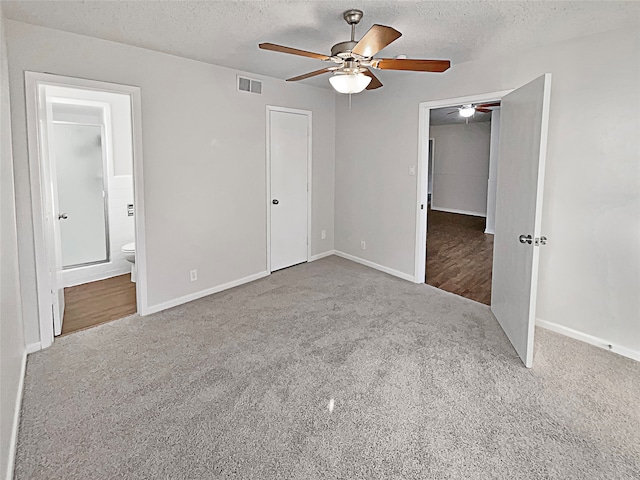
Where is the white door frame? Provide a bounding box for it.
[265,106,312,273]
[414,90,512,283]
[25,72,148,349]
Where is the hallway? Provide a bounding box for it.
[426,207,493,305]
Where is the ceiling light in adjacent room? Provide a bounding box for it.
[329,73,372,94]
[459,105,475,117]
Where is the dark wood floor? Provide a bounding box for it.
[426,207,494,305]
[61,274,137,336]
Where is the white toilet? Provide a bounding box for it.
[121,242,136,282]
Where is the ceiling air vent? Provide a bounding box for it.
[237,75,262,94]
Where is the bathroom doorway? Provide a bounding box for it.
[25,73,147,347]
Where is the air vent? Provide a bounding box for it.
[250,80,262,94]
[237,75,262,94]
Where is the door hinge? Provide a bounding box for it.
[534,236,548,246]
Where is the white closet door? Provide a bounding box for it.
[269,110,309,272]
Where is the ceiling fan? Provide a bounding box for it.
[259,9,451,94]
[450,102,501,118]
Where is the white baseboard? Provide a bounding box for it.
[309,250,337,262]
[145,271,270,315]
[484,228,495,235]
[431,206,487,218]
[5,350,27,480]
[25,342,42,354]
[63,264,132,288]
[334,250,415,282]
[536,318,640,362]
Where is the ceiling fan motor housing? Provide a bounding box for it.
[331,40,358,58]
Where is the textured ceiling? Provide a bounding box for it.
[430,106,493,126]
[3,1,639,89]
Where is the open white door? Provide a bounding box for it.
[39,89,65,335]
[491,74,551,368]
[49,142,65,337]
[269,109,310,272]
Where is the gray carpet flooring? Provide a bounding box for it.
[15,256,640,479]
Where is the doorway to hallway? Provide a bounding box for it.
[424,103,499,305]
[415,75,552,367]
[425,206,494,305]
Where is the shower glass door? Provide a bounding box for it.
[52,123,109,268]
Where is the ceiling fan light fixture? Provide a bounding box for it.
[459,105,475,117]
[329,72,372,94]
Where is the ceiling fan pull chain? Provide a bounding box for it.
[349,93,352,110]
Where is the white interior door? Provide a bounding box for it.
[41,94,65,335]
[269,109,309,272]
[491,74,552,368]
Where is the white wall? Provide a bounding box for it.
[335,27,640,354]
[485,109,501,234]
[0,6,26,480]
[430,122,491,216]
[49,88,136,286]
[7,21,336,346]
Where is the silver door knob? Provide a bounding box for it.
[519,234,532,244]
[58,213,68,220]
[272,199,279,205]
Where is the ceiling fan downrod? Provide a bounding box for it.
[343,9,363,42]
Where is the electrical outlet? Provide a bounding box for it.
[409,165,416,176]
[361,241,366,250]
[190,269,197,282]
[321,229,326,240]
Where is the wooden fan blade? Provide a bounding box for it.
[286,68,335,82]
[259,43,330,61]
[352,25,402,57]
[363,68,383,90]
[476,108,492,113]
[476,102,500,108]
[371,58,450,72]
